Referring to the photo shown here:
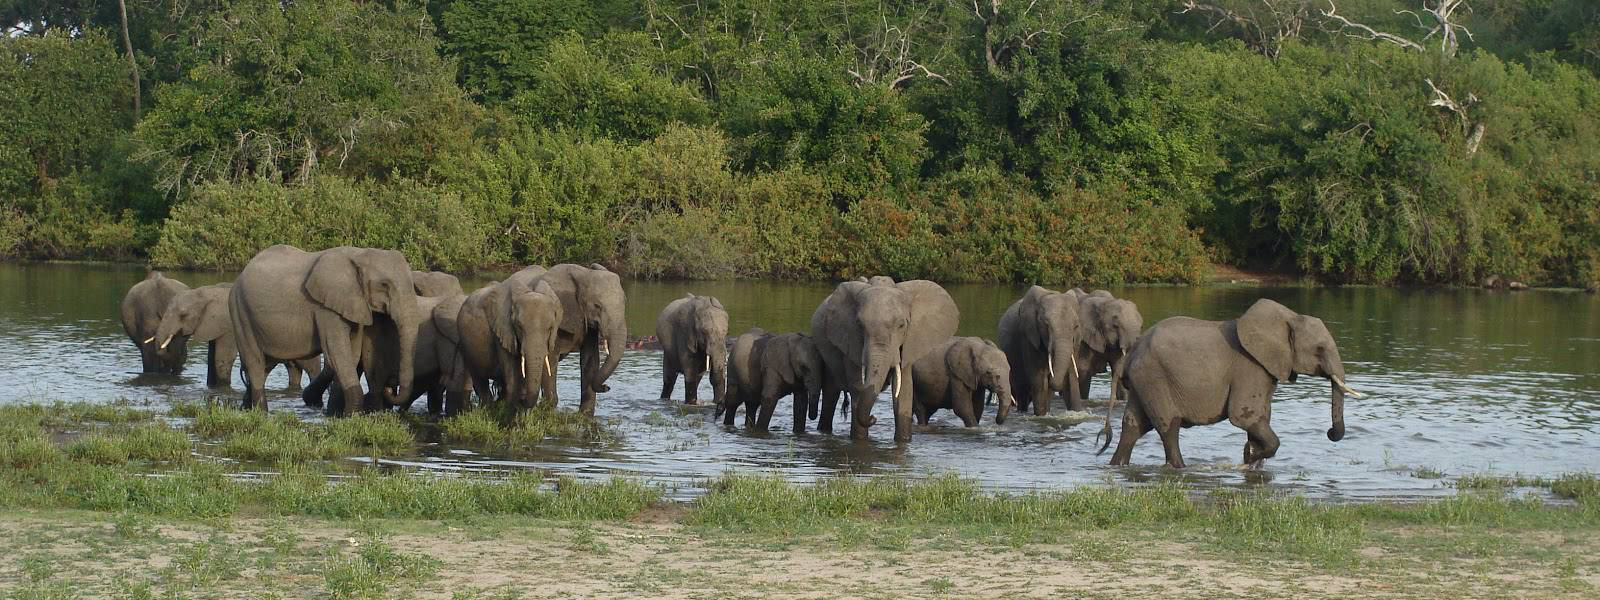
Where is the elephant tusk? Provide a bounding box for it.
[142,336,155,344]
[522,357,528,379]
[544,356,553,378]
[705,354,710,373]
[600,339,609,355]
[893,363,902,399]
[1070,354,1079,377]
[1333,377,1363,398]
[159,335,173,350]
[1048,354,1056,381]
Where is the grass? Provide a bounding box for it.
[442,407,622,451]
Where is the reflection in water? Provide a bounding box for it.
[1,262,1598,500]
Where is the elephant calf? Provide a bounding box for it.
[1107,298,1361,469]
[911,337,1015,427]
[656,294,729,406]
[153,283,319,390]
[719,328,823,434]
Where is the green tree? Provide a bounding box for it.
[0,30,127,196]
[440,0,630,102]
[506,33,711,142]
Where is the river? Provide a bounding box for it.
[2,262,1597,500]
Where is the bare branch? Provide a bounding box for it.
[1322,1,1425,52]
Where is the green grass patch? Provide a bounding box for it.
[442,408,620,452]
[321,532,439,599]
[323,413,415,456]
[0,401,157,431]
[65,434,131,465]
[1209,491,1362,563]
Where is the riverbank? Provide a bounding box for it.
[2,401,1599,597]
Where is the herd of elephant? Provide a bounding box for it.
[120,245,1362,469]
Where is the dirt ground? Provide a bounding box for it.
[1,510,1595,599]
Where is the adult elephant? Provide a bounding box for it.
[911,337,1016,427]
[1106,299,1361,468]
[526,264,626,417]
[1071,291,1142,445]
[811,277,959,442]
[447,273,564,417]
[230,245,421,414]
[308,294,455,416]
[122,271,189,374]
[656,294,728,406]
[151,283,319,389]
[719,328,823,433]
[997,286,1083,415]
[411,271,463,298]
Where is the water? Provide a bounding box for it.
[3,262,1598,500]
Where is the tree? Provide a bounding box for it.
[0,30,127,196]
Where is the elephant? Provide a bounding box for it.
[811,276,959,442]
[910,337,1016,427]
[520,264,626,417]
[655,294,728,406]
[411,270,463,298]
[718,328,823,433]
[122,271,189,374]
[1066,291,1142,445]
[1106,298,1362,469]
[229,245,421,414]
[305,294,455,416]
[446,273,564,417]
[151,283,320,390]
[997,286,1084,415]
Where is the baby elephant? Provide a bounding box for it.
[719,328,823,433]
[1107,298,1362,469]
[911,337,1015,427]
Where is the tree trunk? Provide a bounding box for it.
[116,0,139,120]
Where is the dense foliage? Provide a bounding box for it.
[4,0,1600,288]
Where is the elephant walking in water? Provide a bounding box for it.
[229,245,421,414]
[911,337,1015,427]
[122,271,189,374]
[1107,298,1361,469]
[811,276,959,442]
[656,294,729,406]
[997,286,1083,415]
[445,274,564,417]
[152,283,319,390]
[720,328,823,433]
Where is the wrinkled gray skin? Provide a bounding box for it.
[230,245,420,414]
[1068,290,1142,446]
[153,283,319,389]
[1108,299,1357,469]
[122,271,189,374]
[526,264,627,417]
[446,273,565,417]
[656,294,729,406]
[911,337,1015,427]
[411,271,463,298]
[811,277,959,442]
[307,295,452,416]
[719,328,823,433]
[306,270,463,413]
[997,286,1083,415]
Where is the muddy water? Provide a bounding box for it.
[2,263,1598,500]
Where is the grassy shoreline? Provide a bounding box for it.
[2,401,1598,597]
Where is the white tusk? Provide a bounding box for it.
[159,335,173,350]
[142,336,155,344]
[1333,377,1364,398]
[544,356,553,378]
[705,354,710,372]
[1048,354,1056,381]
[521,357,528,379]
[600,339,609,355]
[1070,354,1079,377]
[893,363,902,399]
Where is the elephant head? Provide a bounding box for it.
[1021,286,1082,401]
[812,277,959,440]
[490,279,564,408]
[687,295,730,407]
[958,339,1015,425]
[543,264,627,392]
[1236,298,1361,442]
[786,334,825,421]
[411,270,463,298]
[306,248,422,407]
[151,284,233,349]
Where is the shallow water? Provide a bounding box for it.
[3,263,1598,500]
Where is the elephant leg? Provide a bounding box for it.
[236,341,269,412]
[743,395,759,428]
[791,390,807,434]
[1109,395,1152,466]
[302,366,334,408]
[471,376,495,410]
[1231,396,1280,469]
[683,364,704,405]
[659,358,679,402]
[755,380,784,432]
[954,386,980,428]
[285,361,303,392]
[425,383,444,416]
[819,385,840,434]
[849,384,874,440]
[314,314,364,418]
[208,338,235,388]
[721,389,740,426]
[1156,416,1186,469]
[1077,352,1095,401]
[541,356,560,408]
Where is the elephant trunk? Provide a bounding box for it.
[152,315,185,351]
[1049,339,1074,391]
[1328,381,1346,442]
[857,344,899,426]
[994,383,1014,425]
[707,336,728,408]
[593,322,626,389]
[393,319,419,411]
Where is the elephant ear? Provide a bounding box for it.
[944,340,977,388]
[1021,286,1053,350]
[305,251,372,326]
[488,281,521,355]
[591,263,608,272]
[709,296,724,310]
[1237,298,1296,382]
[896,280,960,366]
[812,281,869,369]
[195,287,233,341]
[1082,298,1111,354]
